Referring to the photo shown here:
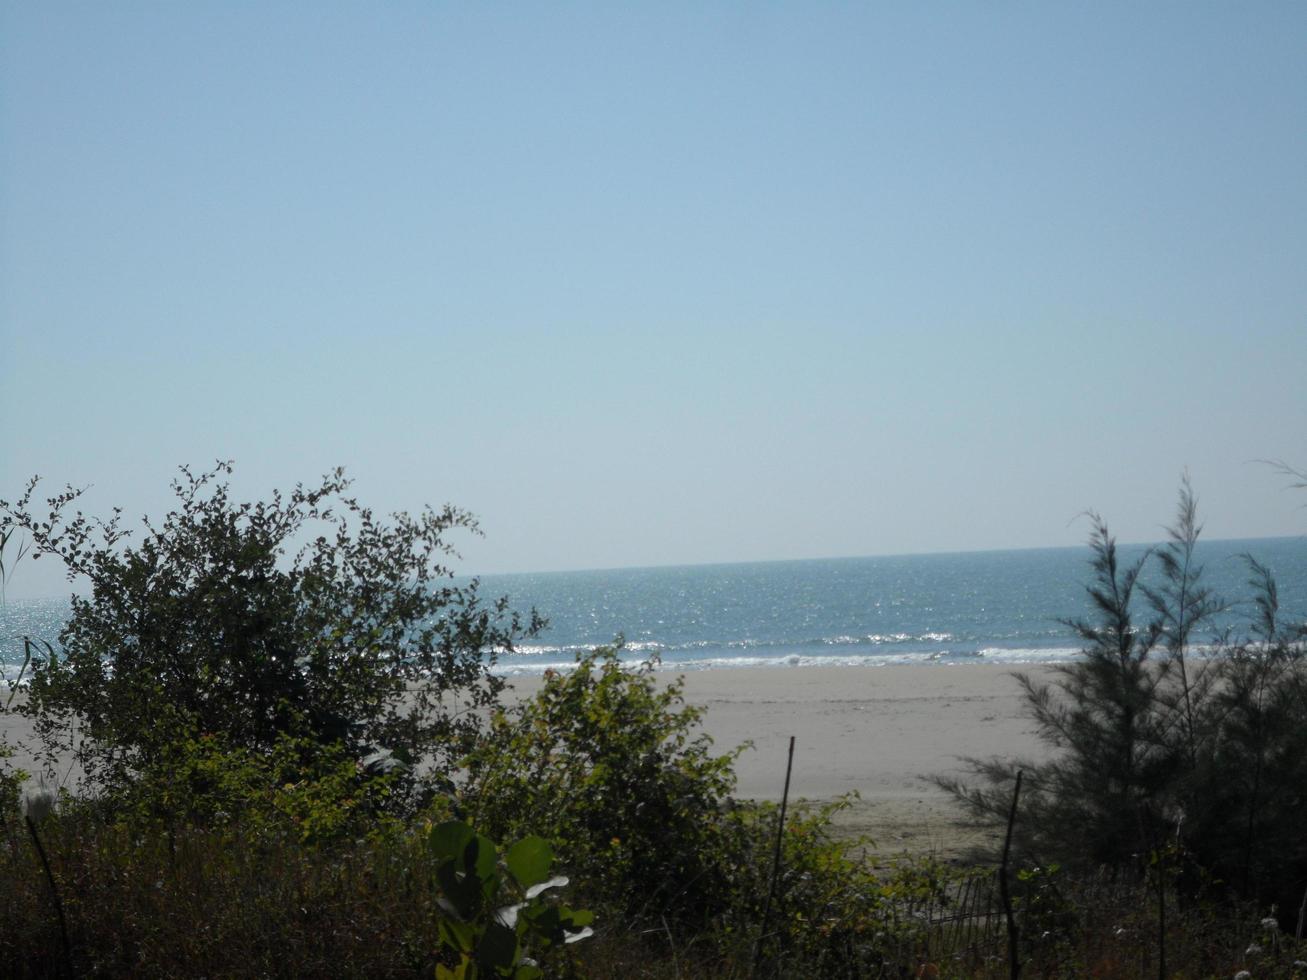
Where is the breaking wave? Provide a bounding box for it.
[494,644,1084,675]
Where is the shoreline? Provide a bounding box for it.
[491,649,1083,675]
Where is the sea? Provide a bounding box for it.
[3,537,1305,679]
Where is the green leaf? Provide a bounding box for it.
[437,916,475,954]
[436,863,482,920]
[464,834,501,903]
[505,836,553,888]
[431,821,476,863]
[520,903,563,947]
[436,961,473,980]
[512,966,543,980]
[468,834,499,881]
[476,921,519,971]
[561,907,595,928]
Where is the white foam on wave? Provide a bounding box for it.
[493,645,1084,675]
[498,640,1242,672]
[972,646,1084,663]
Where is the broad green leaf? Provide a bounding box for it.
[476,921,519,971]
[521,904,561,946]
[430,821,475,863]
[468,834,499,882]
[436,863,482,920]
[505,836,553,888]
[561,907,595,928]
[437,916,475,954]
[436,961,472,980]
[512,965,543,980]
[465,834,501,903]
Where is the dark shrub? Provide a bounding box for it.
[0,462,541,813]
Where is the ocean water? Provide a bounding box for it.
[3,537,1305,678]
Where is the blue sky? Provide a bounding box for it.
[2,3,1305,597]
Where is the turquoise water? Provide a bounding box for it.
[3,537,1305,677]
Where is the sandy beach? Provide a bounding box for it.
[2,662,1057,858]
[507,663,1057,859]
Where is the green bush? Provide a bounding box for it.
[458,646,933,976]
[459,645,743,923]
[0,743,24,816]
[113,718,403,845]
[0,463,541,813]
[717,803,943,976]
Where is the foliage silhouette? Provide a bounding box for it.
[940,479,1307,919]
[0,462,541,811]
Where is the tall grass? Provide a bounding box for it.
[0,809,452,978]
[8,798,1303,978]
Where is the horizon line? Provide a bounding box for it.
[470,531,1307,580]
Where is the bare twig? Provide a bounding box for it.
[26,814,72,977]
[999,769,1022,980]
[1156,840,1167,980]
[752,735,796,979]
[1296,883,1307,943]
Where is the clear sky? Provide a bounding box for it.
[2,3,1305,598]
